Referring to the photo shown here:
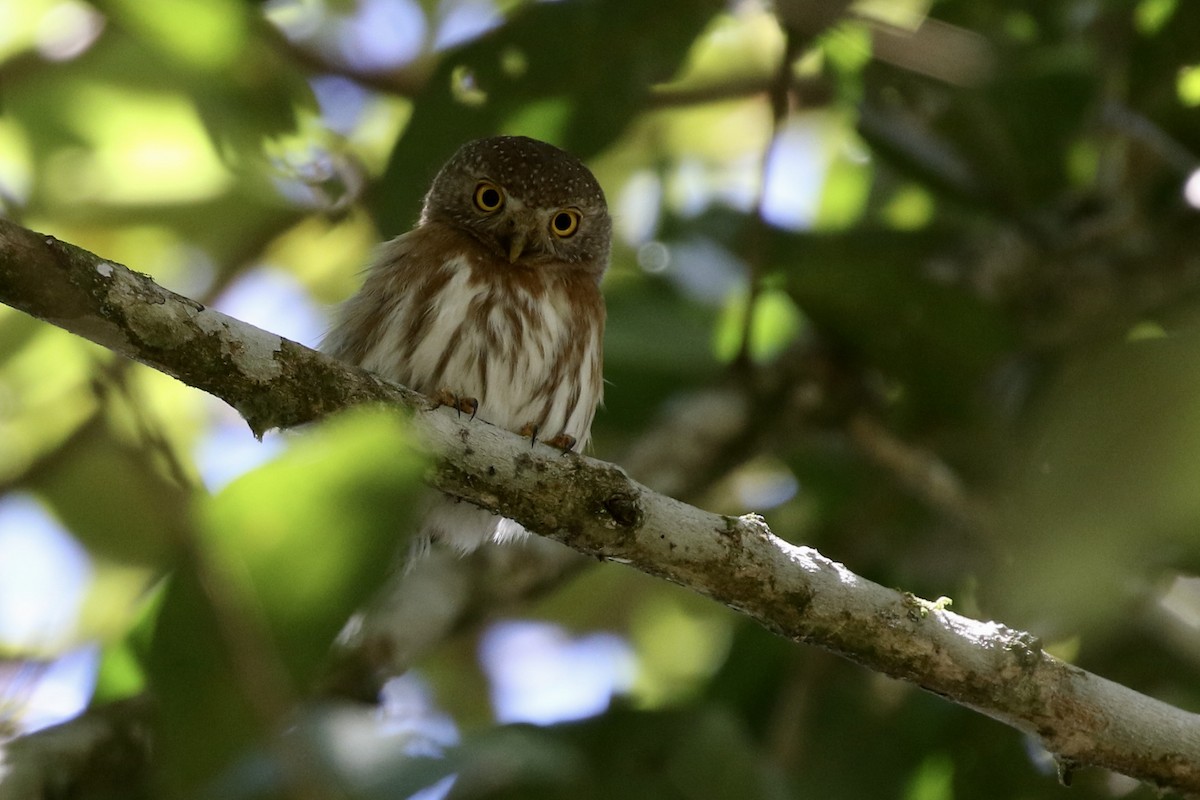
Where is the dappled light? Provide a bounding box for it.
[3,0,1200,796]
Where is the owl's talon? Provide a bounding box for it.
[518,422,539,448]
[431,388,479,418]
[430,388,457,410]
[543,433,577,453]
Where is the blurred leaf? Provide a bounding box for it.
[821,21,873,83]
[372,0,724,234]
[147,407,425,791]
[663,212,1015,421]
[816,145,873,228]
[49,82,236,206]
[4,16,307,269]
[864,57,1098,214]
[880,183,936,229]
[1134,0,1178,35]
[713,286,805,364]
[0,310,41,364]
[1176,64,1200,107]
[598,278,722,437]
[201,407,426,688]
[27,413,188,568]
[771,227,1014,420]
[93,0,313,153]
[147,567,262,794]
[904,754,954,800]
[995,334,1200,632]
[445,708,792,800]
[92,638,146,704]
[96,0,247,70]
[630,594,734,706]
[0,329,99,483]
[92,573,164,705]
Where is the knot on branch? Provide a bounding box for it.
[601,491,642,529]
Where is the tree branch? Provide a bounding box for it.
[2,218,1199,794]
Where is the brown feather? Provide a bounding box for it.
[322,136,608,552]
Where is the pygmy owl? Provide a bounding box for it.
[323,135,610,552]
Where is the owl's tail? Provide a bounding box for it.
[419,495,528,554]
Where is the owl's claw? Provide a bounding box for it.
[518,422,539,448]
[432,388,479,419]
[543,433,577,453]
[518,425,576,453]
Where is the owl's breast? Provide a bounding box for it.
[360,252,603,444]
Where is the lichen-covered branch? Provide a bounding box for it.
[2,218,1199,794]
[0,218,414,438]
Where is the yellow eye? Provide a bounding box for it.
[473,181,504,213]
[550,208,582,238]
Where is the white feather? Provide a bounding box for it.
[356,252,595,552]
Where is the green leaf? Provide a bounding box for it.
[201,406,426,688]
[712,286,805,364]
[146,568,257,794]
[29,413,189,569]
[442,709,794,800]
[772,227,1014,421]
[147,407,426,791]
[905,754,955,800]
[371,0,724,234]
[598,278,722,438]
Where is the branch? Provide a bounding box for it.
[3,218,1200,795]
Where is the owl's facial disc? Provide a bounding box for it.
[422,136,611,276]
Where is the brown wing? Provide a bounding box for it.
[321,230,426,367]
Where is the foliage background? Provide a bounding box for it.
[2,0,1200,797]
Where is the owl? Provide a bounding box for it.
[323,135,610,552]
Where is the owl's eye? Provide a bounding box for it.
[473,181,505,213]
[550,208,582,238]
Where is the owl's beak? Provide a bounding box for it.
[505,230,527,263]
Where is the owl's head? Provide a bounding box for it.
[421,136,611,279]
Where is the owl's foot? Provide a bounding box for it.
[542,433,577,452]
[431,388,479,420]
[517,424,576,453]
[518,422,539,448]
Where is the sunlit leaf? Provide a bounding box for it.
[904,754,954,800]
[92,638,146,703]
[816,145,872,228]
[881,183,936,230]
[712,287,804,364]
[1135,0,1178,34]
[1177,64,1200,107]
[100,0,248,71]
